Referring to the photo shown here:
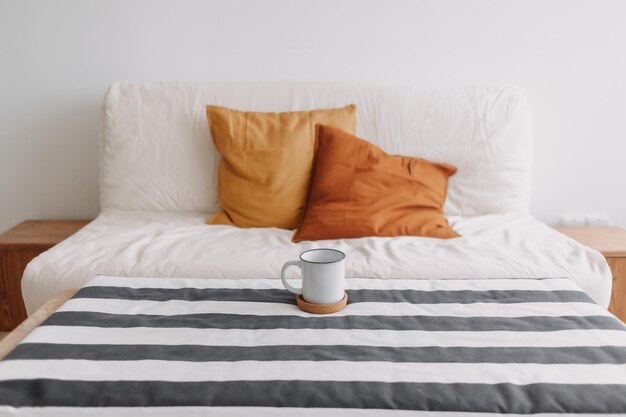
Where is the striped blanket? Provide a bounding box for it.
[1,275,625,416]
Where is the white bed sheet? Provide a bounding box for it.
[21,211,611,314]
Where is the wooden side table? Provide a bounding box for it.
[0,220,90,331]
[555,226,626,322]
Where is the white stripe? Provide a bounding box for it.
[22,326,626,348]
[4,407,621,417]
[86,275,580,292]
[58,298,608,318]
[1,360,625,385]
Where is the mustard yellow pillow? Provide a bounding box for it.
[206,105,356,229]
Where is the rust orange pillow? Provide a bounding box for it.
[293,125,459,242]
[207,105,356,229]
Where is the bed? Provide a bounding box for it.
[2,82,622,414]
[21,82,611,311]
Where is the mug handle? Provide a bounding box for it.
[281,260,304,295]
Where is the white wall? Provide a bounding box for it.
[1,0,625,232]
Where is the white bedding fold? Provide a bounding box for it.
[21,211,611,313]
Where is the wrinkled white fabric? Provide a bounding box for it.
[22,212,611,314]
[23,82,608,318]
[100,82,533,217]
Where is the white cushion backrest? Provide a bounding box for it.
[101,82,533,216]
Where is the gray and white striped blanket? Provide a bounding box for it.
[1,275,626,416]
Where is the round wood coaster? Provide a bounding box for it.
[296,292,348,314]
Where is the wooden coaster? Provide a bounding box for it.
[296,293,348,314]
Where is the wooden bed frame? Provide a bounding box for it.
[0,289,76,360]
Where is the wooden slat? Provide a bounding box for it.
[607,258,626,323]
[554,226,626,324]
[0,220,90,331]
[0,289,77,360]
[0,250,39,330]
[0,220,90,251]
[554,226,626,258]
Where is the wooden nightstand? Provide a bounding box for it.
[555,226,626,322]
[0,220,90,331]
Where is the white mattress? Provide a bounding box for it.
[21,212,611,314]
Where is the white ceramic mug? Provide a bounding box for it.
[280,248,346,304]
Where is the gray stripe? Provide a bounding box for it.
[0,379,624,413]
[41,311,626,331]
[7,344,626,364]
[74,286,594,304]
